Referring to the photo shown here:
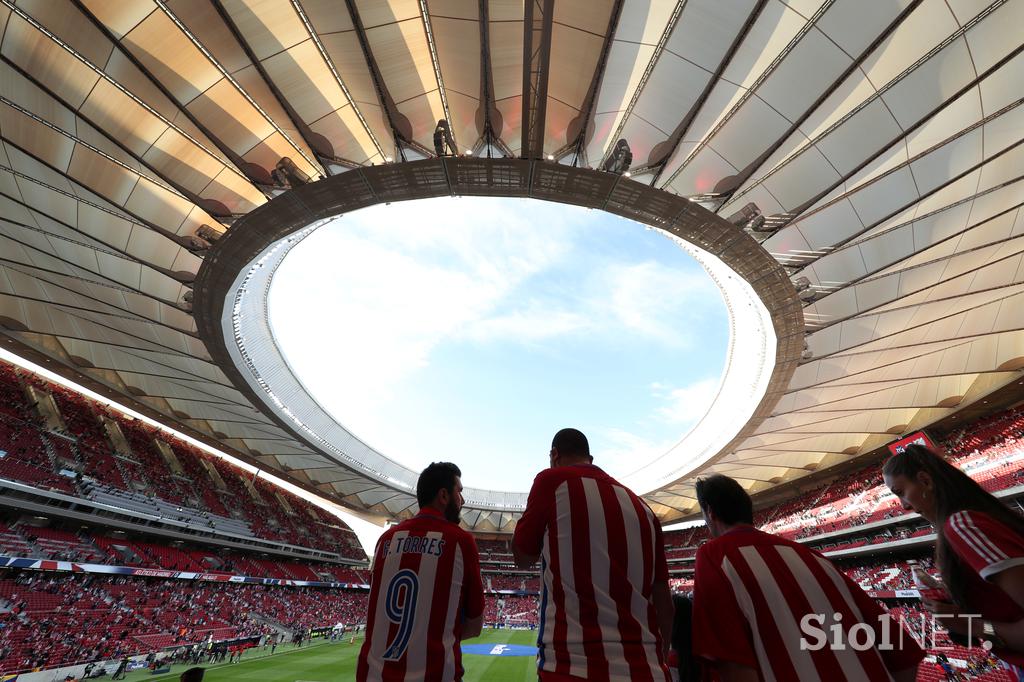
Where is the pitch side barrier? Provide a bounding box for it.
[0,554,370,589]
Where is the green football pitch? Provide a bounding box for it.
[124,629,539,682]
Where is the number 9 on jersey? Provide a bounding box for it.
[382,569,419,660]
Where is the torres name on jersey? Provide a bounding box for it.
[357,507,484,682]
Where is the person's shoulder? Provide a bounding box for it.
[703,527,775,554]
[945,508,993,531]
[531,466,565,485]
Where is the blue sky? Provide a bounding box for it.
[267,196,729,493]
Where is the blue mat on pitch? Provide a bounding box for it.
[462,643,537,657]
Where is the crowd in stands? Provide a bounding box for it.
[0,571,368,674]
[883,603,1011,682]
[484,573,539,592]
[755,415,1024,542]
[658,406,1024,557]
[0,518,366,584]
[0,362,365,561]
[481,595,540,626]
[7,361,1024,679]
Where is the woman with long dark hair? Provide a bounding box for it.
[883,443,1024,672]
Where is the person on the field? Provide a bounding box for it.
[883,444,1024,673]
[692,474,924,681]
[111,655,129,680]
[513,428,674,681]
[356,462,484,681]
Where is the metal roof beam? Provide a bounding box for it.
[152,0,324,177]
[634,0,767,182]
[343,0,435,160]
[684,0,923,200]
[0,68,228,216]
[554,0,624,166]
[729,5,1022,228]
[0,137,197,256]
[211,0,361,176]
[59,0,271,196]
[476,0,513,158]
[520,0,554,159]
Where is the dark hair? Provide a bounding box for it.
[416,462,462,507]
[180,667,205,682]
[883,444,1024,607]
[695,474,753,525]
[552,428,591,462]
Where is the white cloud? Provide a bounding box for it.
[592,427,679,481]
[599,262,722,347]
[266,196,730,482]
[653,377,722,426]
[268,197,584,453]
[460,304,592,343]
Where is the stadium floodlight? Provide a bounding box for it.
[196,224,222,243]
[726,203,760,227]
[433,119,456,157]
[184,233,211,254]
[798,286,819,303]
[546,154,555,161]
[726,203,770,232]
[601,139,632,175]
[271,157,311,189]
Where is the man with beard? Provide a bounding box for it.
[356,462,484,682]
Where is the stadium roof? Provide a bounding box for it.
[0,0,1022,530]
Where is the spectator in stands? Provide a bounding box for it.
[883,444,1024,672]
[691,474,924,681]
[356,462,484,682]
[512,428,673,682]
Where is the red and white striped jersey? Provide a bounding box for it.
[357,507,484,682]
[945,510,1024,667]
[513,463,671,682]
[692,526,925,680]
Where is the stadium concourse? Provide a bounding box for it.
[0,357,1023,680]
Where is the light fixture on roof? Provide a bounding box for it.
[726,202,769,232]
[546,153,555,161]
[800,338,814,362]
[271,157,311,189]
[195,224,222,243]
[433,119,456,157]
[601,139,632,175]
[183,224,223,255]
[798,285,819,303]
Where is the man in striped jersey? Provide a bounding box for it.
[692,474,924,681]
[512,428,674,682]
[356,462,484,682]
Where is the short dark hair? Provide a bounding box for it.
[416,462,462,507]
[695,474,753,525]
[552,428,591,462]
[180,668,205,682]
